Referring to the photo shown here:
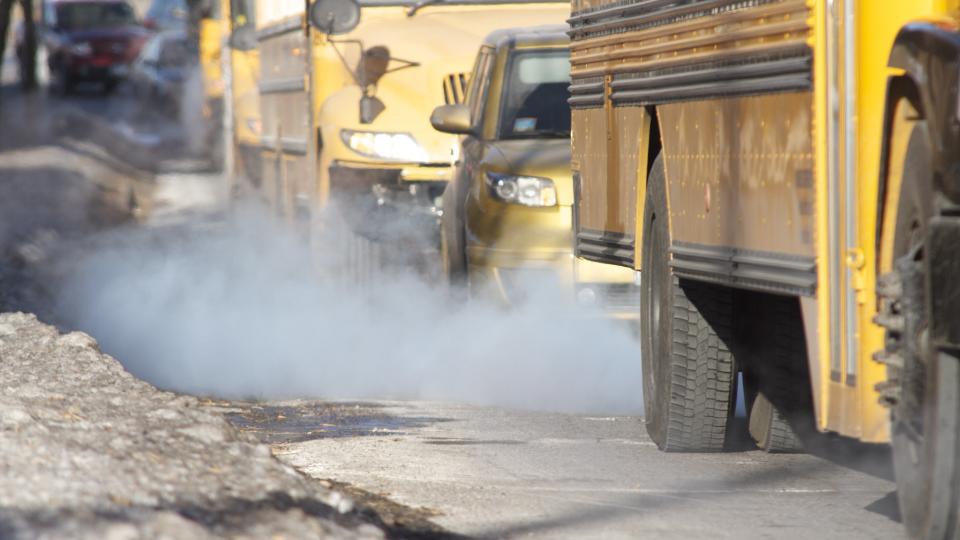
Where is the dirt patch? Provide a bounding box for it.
[219,400,465,539]
[222,401,450,444]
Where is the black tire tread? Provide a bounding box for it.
[643,153,737,452]
[746,296,808,453]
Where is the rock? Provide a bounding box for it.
[177,424,227,444]
[58,332,100,351]
[0,322,15,337]
[100,522,140,540]
[147,409,181,421]
[0,407,33,430]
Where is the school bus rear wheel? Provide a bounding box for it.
[640,154,737,452]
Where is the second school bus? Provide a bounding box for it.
[570,0,960,538]
[250,0,567,236]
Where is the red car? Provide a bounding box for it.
[19,0,150,94]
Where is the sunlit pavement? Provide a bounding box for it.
[248,400,901,540]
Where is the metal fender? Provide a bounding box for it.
[888,21,960,204]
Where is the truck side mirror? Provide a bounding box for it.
[360,95,385,124]
[309,0,361,35]
[227,24,257,51]
[430,104,473,135]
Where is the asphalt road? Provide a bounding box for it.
[253,400,902,540]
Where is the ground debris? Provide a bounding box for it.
[0,313,384,539]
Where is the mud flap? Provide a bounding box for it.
[929,216,960,350]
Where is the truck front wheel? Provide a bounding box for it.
[640,154,737,452]
[876,97,960,540]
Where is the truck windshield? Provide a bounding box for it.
[498,49,570,139]
[56,2,136,30]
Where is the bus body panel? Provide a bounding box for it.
[570,0,960,442]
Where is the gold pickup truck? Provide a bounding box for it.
[432,25,639,315]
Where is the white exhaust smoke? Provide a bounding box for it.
[57,202,642,415]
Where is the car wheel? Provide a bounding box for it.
[640,153,738,452]
[440,177,468,290]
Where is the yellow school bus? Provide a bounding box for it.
[570,0,960,537]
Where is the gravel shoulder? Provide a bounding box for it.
[0,86,450,539]
[0,313,386,539]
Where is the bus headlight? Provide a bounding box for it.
[486,173,557,207]
[340,130,428,162]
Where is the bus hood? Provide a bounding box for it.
[316,4,568,165]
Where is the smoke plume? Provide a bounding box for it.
[58,201,643,414]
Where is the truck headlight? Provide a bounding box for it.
[70,42,93,56]
[485,173,557,207]
[340,130,428,162]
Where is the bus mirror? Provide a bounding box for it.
[309,0,361,35]
[360,95,385,124]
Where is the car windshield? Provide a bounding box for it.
[57,2,136,30]
[498,49,570,139]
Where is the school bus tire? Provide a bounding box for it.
[877,98,960,540]
[640,153,737,452]
[741,294,809,453]
[747,391,802,452]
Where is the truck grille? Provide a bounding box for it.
[442,73,468,105]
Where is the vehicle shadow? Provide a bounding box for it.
[471,452,895,539]
[803,432,894,481]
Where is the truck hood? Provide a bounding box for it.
[482,138,573,206]
[317,4,568,164]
